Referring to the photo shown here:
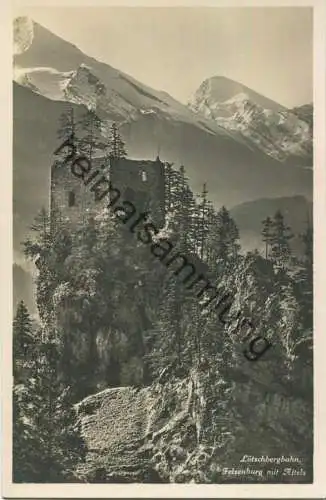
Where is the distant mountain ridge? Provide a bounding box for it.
[13,17,216,132]
[230,195,312,255]
[14,193,312,313]
[189,76,286,112]
[13,16,312,266]
[188,76,313,163]
[14,16,313,163]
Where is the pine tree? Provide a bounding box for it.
[270,210,293,266]
[146,276,184,379]
[213,206,240,264]
[24,207,52,253]
[79,108,103,159]
[55,106,78,168]
[167,165,186,218]
[108,122,127,159]
[24,210,72,326]
[297,218,313,333]
[179,167,196,253]
[13,339,86,482]
[188,195,200,254]
[301,217,313,270]
[197,183,210,260]
[57,105,76,142]
[205,202,217,268]
[164,162,174,213]
[13,301,35,382]
[261,216,274,259]
[167,165,195,253]
[13,384,43,482]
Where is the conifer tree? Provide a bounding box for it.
[297,218,313,333]
[79,108,103,159]
[13,301,35,382]
[270,210,293,266]
[164,162,174,213]
[167,166,185,215]
[301,218,313,270]
[197,183,210,260]
[179,168,196,253]
[13,339,86,482]
[261,216,274,259]
[205,202,217,268]
[55,106,78,169]
[214,206,240,263]
[24,210,72,325]
[13,383,42,482]
[25,207,52,251]
[108,122,127,159]
[187,195,200,254]
[146,276,184,379]
[168,165,195,253]
[57,105,76,142]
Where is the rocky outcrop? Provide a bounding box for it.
[75,361,312,483]
[75,386,155,482]
[75,370,231,482]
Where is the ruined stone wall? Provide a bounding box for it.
[50,158,104,228]
[109,158,165,228]
[50,157,166,229]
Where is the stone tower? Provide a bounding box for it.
[50,155,165,229]
[109,156,165,228]
[50,156,101,228]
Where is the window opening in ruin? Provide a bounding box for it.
[68,191,76,207]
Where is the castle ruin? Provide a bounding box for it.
[50,155,166,229]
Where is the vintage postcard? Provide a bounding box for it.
[2,0,326,497]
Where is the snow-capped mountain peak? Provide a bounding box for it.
[13,17,229,135]
[189,77,312,162]
[13,16,34,55]
[13,16,312,170]
[189,76,285,112]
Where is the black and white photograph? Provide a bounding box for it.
[4,2,325,495]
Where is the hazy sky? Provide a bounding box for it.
[15,7,313,107]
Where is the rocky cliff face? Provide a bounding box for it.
[75,365,312,483]
[72,254,313,484]
[75,370,231,483]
